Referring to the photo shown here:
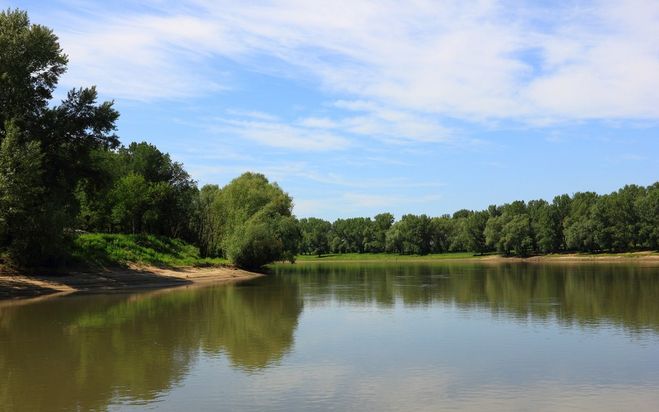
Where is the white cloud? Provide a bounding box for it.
[51,0,659,122]
[56,13,239,100]
[225,109,279,122]
[295,102,452,143]
[209,117,351,151]
[297,117,338,129]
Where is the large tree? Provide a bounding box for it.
[298,217,332,256]
[463,211,489,255]
[638,183,659,250]
[77,142,198,238]
[370,213,394,252]
[197,173,300,268]
[0,122,51,265]
[0,9,119,265]
[0,9,67,135]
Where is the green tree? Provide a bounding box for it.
[485,215,504,253]
[385,224,404,253]
[205,173,299,268]
[552,194,572,250]
[590,185,645,252]
[0,10,118,265]
[637,183,659,249]
[371,213,394,252]
[534,204,560,253]
[77,142,198,238]
[429,215,454,253]
[564,192,599,252]
[527,199,561,254]
[448,210,474,252]
[117,142,197,237]
[330,218,374,253]
[0,122,57,265]
[464,211,489,254]
[0,9,67,135]
[298,218,332,256]
[485,203,533,257]
[191,184,222,257]
[109,174,153,234]
[75,148,123,232]
[500,214,533,256]
[389,214,433,255]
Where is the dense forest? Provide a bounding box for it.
[0,9,657,270]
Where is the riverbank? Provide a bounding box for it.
[0,265,263,301]
[295,251,659,264]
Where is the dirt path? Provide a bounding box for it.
[0,265,263,300]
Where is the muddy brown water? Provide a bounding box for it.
[1,262,658,411]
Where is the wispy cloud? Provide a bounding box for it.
[225,109,279,122]
[189,103,451,151]
[203,116,351,151]
[51,0,659,123]
[56,12,236,100]
[329,101,452,143]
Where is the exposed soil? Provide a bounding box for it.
[0,264,263,301]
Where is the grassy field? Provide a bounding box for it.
[295,252,484,262]
[70,235,659,268]
[72,233,228,268]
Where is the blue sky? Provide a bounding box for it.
[7,0,659,220]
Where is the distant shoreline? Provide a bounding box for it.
[293,251,659,265]
[0,265,263,302]
[3,251,657,301]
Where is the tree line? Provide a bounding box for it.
[299,183,658,257]
[0,9,298,268]
[1,9,656,269]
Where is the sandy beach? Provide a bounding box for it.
[0,265,263,301]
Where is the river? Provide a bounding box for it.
[1,262,658,411]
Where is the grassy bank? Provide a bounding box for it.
[1,234,261,301]
[296,252,483,262]
[295,251,659,263]
[72,233,228,268]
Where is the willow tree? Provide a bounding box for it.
[196,173,300,268]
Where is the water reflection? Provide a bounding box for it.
[0,280,302,411]
[275,263,659,333]
[0,262,658,411]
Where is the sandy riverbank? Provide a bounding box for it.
[0,265,263,301]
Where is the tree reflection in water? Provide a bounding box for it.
[0,280,302,411]
[275,263,659,333]
[1,262,658,411]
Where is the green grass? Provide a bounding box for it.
[541,251,659,258]
[295,252,484,262]
[296,251,659,263]
[72,233,228,268]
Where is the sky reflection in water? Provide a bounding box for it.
[1,262,658,411]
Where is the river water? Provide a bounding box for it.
[1,262,659,411]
